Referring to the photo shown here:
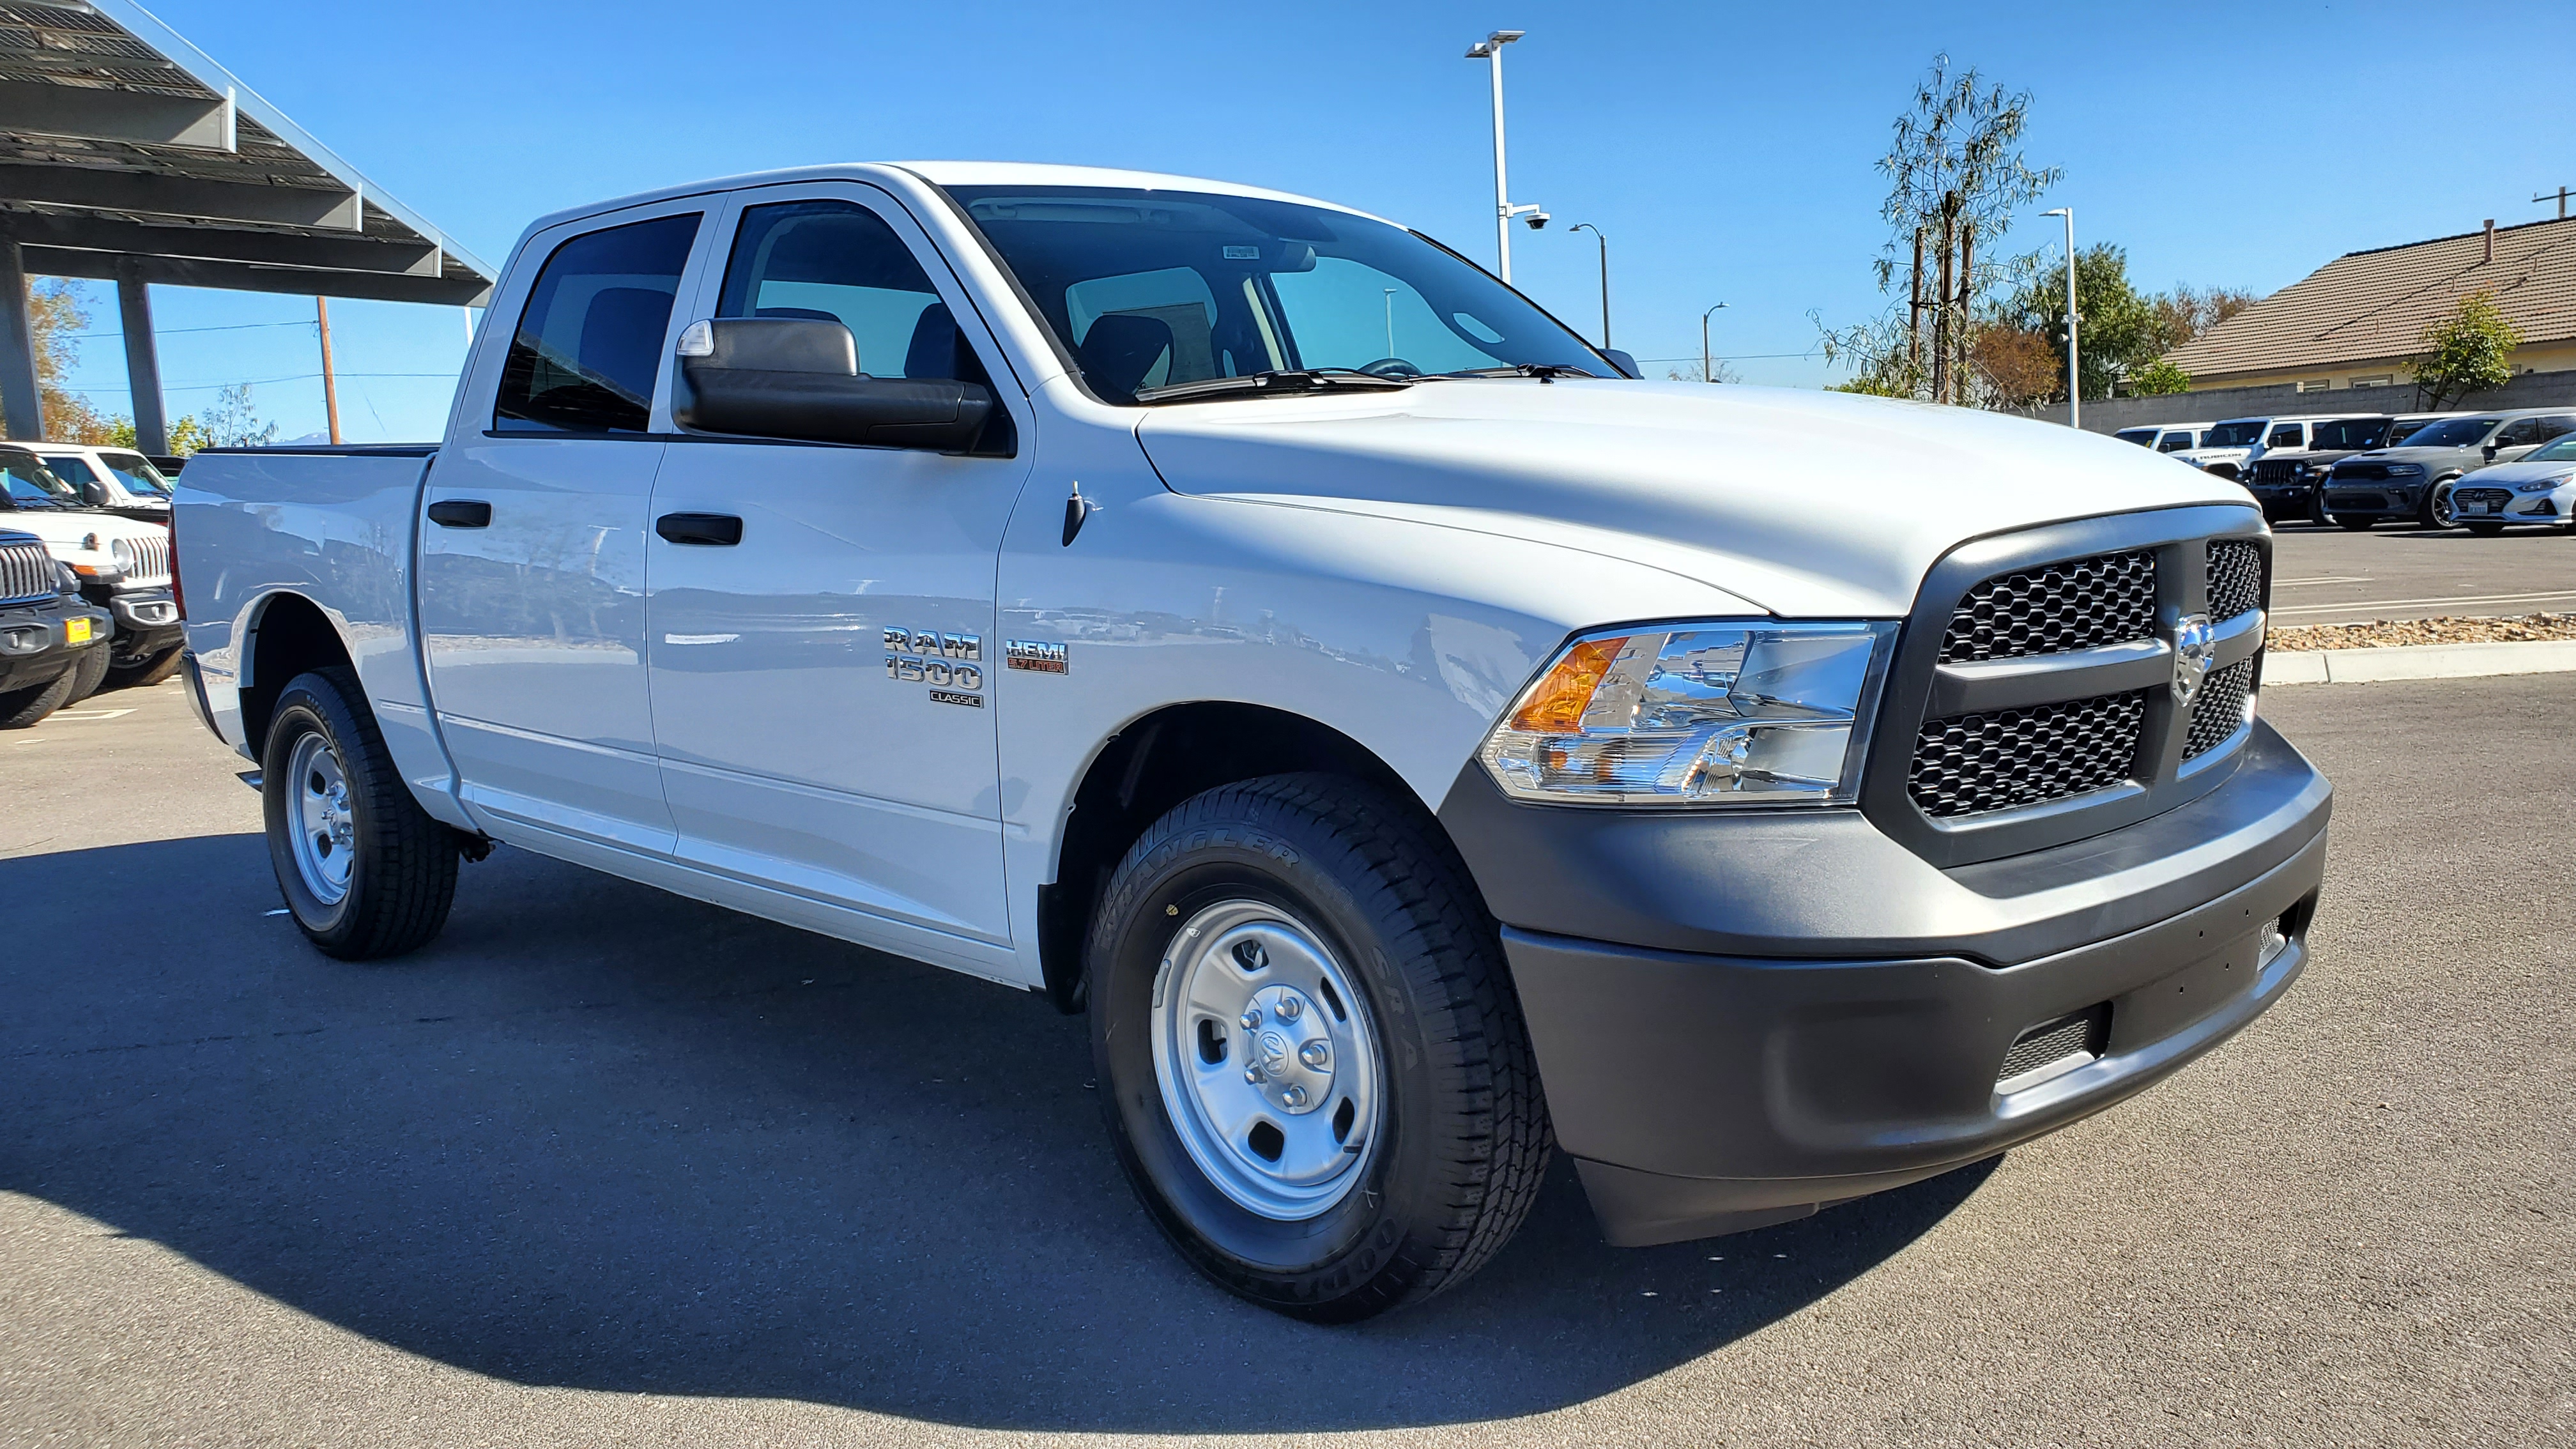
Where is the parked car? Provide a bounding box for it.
[34,443,176,523]
[2153,424,2210,453]
[2168,415,2338,482]
[172,162,2331,1322]
[0,447,185,687]
[2444,432,2576,534]
[2242,414,2470,523]
[2320,408,2576,528]
[0,527,112,726]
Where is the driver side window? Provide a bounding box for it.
[716,200,959,381]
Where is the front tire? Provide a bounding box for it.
[0,661,79,728]
[63,642,109,702]
[107,643,183,691]
[2421,479,2457,529]
[1088,774,1550,1321]
[261,666,459,960]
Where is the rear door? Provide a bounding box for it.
[418,201,713,854]
[641,182,1032,949]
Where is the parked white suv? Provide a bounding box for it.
[35,442,174,523]
[172,162,2332,1321]
[2170,415,2335,481]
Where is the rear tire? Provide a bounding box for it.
[0,662,79,728]
[107,643,183,691]
[1088,773,1550,1322]
[261,666,459,960]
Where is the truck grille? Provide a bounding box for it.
[118,530,171,585]
[2186,659,2255,758]
[1937,549,2157,663]
[2251,457,2303,485]
[0,532,53,607]
[1910,691,2146,818]
[2206,540,2262,621]
[1883,520,2270,854]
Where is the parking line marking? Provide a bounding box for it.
[2274,588,2576,617]
[49,708,134,721]
[2274,576,2373,586]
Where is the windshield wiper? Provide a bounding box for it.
[1131,369,1416,404]
[1420,362,1600,383]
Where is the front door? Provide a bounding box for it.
[643,184,1032,947]
[419,204,709,854]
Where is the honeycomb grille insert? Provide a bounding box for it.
[2205,540,2263,621]
[1938,550,2157,663]
[1908,692,2146,818]
[2184,659,2255,759]
[1997,1006,2110,1086]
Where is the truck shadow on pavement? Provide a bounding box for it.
[1,832,1994,1434]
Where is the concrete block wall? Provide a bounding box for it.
[2013,369,2576,435]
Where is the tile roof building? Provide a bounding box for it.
[2161,215,2576,394]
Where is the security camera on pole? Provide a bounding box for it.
[1465,29,1545,283]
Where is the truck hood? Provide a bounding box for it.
[1133,380,2255,617]
[0,506,167,574]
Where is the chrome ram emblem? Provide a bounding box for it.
[2170,613,2216,705]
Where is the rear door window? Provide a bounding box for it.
[493,213,702,434]
[2267,424,2304,447]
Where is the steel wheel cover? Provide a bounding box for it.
[1149,898,1384,1220]
[287,731,355,906]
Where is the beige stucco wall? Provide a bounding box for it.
[2188,339,2576,394]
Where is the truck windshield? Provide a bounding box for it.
[941,184,1607,403]
[99,452,173,496]
[2308,418,2392,450]
[0,451,82,509]
[2400,417,2499,448]
[2203,421,2267,447]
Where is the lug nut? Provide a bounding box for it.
[1299,1041,1329,1068]
[1245,1065,1262,1084]
[1275,996,1303,1021]
[1282,1085,1308,1108]
[1239,1008,1261,1030]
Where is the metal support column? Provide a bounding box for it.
[117,263,165,454]
[0,240,43,440]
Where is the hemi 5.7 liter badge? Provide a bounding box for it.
[885,627,984,705]
[1006,640,1069,674]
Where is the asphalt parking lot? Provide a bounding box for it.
[3,675,2570,1448]
[2267,519,2576,625]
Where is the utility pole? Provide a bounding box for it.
[1568,224,1610,348]
[1701,302,1728,384]
[2535,186,2571,220]
[1464,30,1545,282]
[316,295,342,445]
[2043,208,2078,427]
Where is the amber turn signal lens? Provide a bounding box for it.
[1507,634,1628,733]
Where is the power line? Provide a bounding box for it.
[59,371,457,395]
[1635,349,1826,363]
[59,319,319,341]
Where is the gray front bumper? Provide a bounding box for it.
[1442,720,2333,1246]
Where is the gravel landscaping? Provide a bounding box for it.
[2268,613,2576,652]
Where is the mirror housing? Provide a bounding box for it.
[673,318,992,451]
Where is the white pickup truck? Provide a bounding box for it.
[174,163,2332,1321]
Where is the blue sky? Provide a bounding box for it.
[54,0,2576,441]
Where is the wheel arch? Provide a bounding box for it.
[1038,700,1464,1013]
[237,590,355,755]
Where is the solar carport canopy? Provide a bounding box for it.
[0,0,492,305]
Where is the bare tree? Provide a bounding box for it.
[1823,56,2062,404]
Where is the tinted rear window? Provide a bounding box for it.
[493,213,701,435]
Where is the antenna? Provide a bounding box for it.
[2536,186,2570,220]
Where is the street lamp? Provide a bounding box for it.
[1465,29,1545,282]
[1568,223,1610,349]
[1701,302,1728,384]
[2043,207,2078,427]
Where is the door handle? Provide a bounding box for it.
[426,499,491,528]
[656,512,743,546]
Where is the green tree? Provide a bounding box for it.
[203,382,279,447]
[2411,290,2521,410]
[2127,359,2191,395]
[2004,243,2165,402]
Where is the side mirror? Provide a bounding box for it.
[79,480,108,505]
[2481,443,2499,460]
[1599,348,1642,379]
[673,318,992,451]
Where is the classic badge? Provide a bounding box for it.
[2170,613,2216,705]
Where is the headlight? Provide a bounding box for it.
[1480,622,1896,806]
[2515,477,2569,493]
[2387,464,2425,477]
[111,537,137,572]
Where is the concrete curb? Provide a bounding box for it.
[2266,638,2576,685]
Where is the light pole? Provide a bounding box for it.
[1701,302,1728,384]
[1465,29,1545,282]
[1568,223,1610,349]
[2043,207,2078,427]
